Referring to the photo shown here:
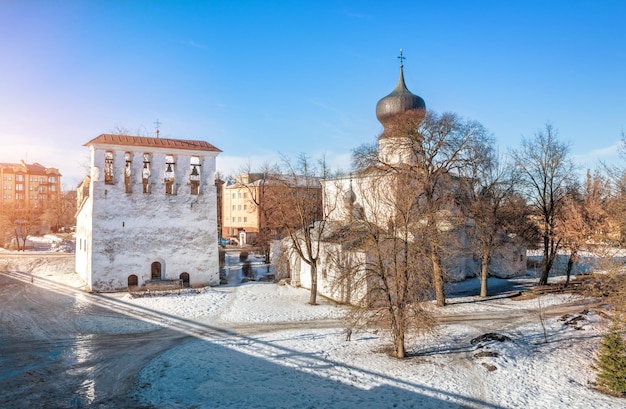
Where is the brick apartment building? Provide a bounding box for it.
[0,160,62,210]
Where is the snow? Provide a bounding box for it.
[3,248,625,408]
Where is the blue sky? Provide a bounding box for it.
[1,1,625,187]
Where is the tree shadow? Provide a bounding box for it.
[1,270,509,408]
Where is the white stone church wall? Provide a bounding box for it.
[78,144,219,291]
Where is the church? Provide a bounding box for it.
[75,134,221,291]
[288,54,526,304]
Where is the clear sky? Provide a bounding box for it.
[1,0,625,188]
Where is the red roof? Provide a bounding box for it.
[0,161,61,176]
[84,134,222,153]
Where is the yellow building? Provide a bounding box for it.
[0,160,62,210]
[221,173,263,245]
[221,173,323,246]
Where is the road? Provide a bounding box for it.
[0,254,600,408]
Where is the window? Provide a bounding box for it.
[164,154,175,195]
[243,217,247,222]
[232,217,236,222]
[104,151,114,184]
[189,156,201,195]
[142,153,151,193]
[15,193,24,200]
[40,177,44,183]
[48,176,57,183]
[15,184,23,191]
[124,152,132,193]
[39,186,46,193]
[243,205,247,210]
[238,217,241,222]
[243,192,247,198]
[238,192,242,198]
[232,205,236,210]
[238,205,242,210]
[232,193,236,198]
[50,185,56,192]
[16,175,24,182]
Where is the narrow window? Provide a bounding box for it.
[189,156,201,195]
[124,152,132,193]
[104,151,114,184]
[142,153,151,193]
[164,154,175,195]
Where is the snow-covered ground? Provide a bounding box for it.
[1,249,624,408]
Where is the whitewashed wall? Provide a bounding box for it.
[76,143,220,291]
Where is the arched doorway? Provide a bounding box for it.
[180,272,190,288]
[151,261,162,279]
[128,274,138,288]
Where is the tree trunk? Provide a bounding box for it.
[565,250,577,287]
[309,261,318,305]
[394,326,405,358]
[480,252,490,298]
[390,306,406,358]
[433,260,446,307]
[539,236,551,286]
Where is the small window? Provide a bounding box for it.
[232,193,236,198]
[244,217,247,222]
[142,153,151,193]
[124,152,132,193]
[243,204,247,210]
[238,205,242,210]
[232,205,236,210]
[189,156,201,195]
[104,151,114,184]
[164,154,175,195]
[243,192,247,198]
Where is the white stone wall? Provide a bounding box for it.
[76,143,220,291]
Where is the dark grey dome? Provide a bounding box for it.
[375,64,425,128]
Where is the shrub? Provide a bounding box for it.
[596,322,626,395]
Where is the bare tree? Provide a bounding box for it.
[456,148,521,297]
[235,163,284,264]
[511,123,576,285]
[371,109,492,306]
[274,154,336,305]
[328,167,435,358]
[557,170,611,286]
[0,202,41,250]
[41,189,77,232]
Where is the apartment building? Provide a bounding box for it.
[0,160,62,210]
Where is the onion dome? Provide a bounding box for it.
[375,51,425,129]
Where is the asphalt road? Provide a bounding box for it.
[0,272,187,408]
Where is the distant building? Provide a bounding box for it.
[221,173,323,246]
[75,134,221,291]
[0,160,62,210]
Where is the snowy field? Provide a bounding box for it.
[0,250,624,408]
